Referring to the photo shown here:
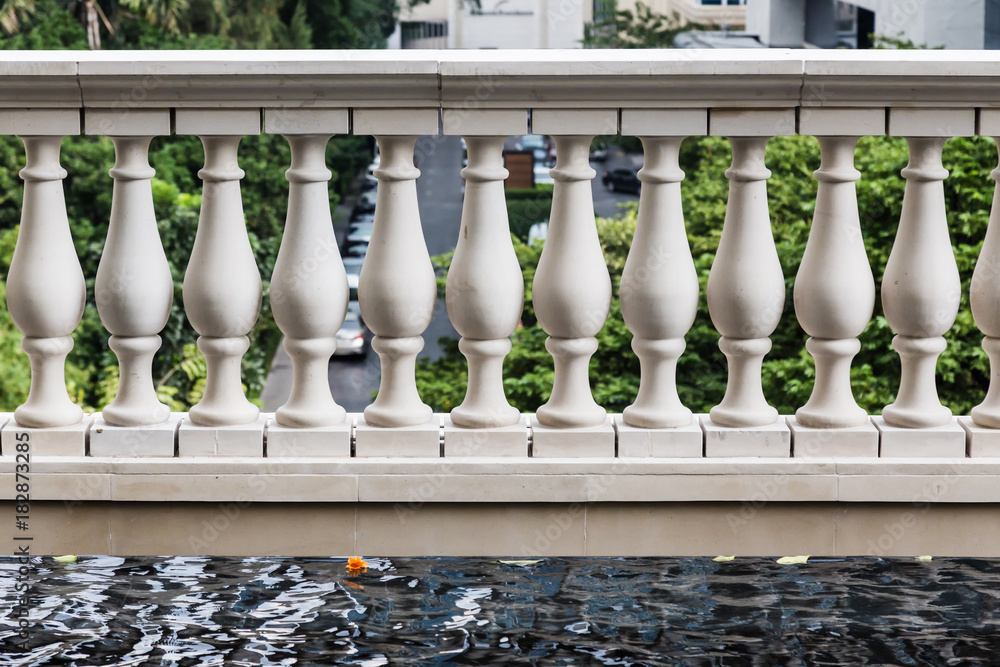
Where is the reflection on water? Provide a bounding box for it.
[2,556,1000,664]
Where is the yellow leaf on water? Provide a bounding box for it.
[776,555,810,565]
[53,555,78,563]
[712,555,736,562]
[916,555,933,562]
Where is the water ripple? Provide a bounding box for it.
[2,556,1000,664]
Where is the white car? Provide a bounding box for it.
[528,221,548,246]
[533,162,554,186]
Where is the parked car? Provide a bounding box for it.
[346,222,374,246]
[590,140,608,162]
[602,167,641,194]
[346,272,360,302]
[361,175,378,192]
[349,210,375,225]
[343,241,368,258]
[515,134,550,163]
[334,309,370,358]
[534,162,554,186]
[355,190,377,213]
[342,257,363,280]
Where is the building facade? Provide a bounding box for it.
[395,0,593,49]
[749,0,1000,49]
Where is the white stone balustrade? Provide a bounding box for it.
[705,111,792,459]
[92,111,174,428]
[788,108,883,457]
[529,109,616,456]
[971,113,1000,430]
[620,111,702,430]
[267,110,350,429]
[877,110,971,456]
[178,110,264,431]
[443,110,525,433]
[2,50,1000,467]
[3,110,86,434]
[353,108,440,457]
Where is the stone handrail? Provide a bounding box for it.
[3,49,1000,462]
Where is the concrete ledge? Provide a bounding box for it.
[10,500,1000,557]
[5,457,1000,503]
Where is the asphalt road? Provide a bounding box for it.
[260,136,640,413]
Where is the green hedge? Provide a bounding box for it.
[506,186,553,240]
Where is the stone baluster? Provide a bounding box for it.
[881,110,971,429]
[971,129,1000,428]
[3,111,85,428]
[266,110,350,429]
[530,110,615,431]
[706,111,793,428]
[354,109,439,429]
[794,117,880,429]
[177,110,262,427]
[91,111,173,427]
[620,124,700,429]
[444,111,525,429]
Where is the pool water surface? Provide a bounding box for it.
[2,556,999,665]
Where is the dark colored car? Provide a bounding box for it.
[602,167,641,195]
[334,307,370,358]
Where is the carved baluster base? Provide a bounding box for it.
[15,335,83,428]
[623,337,691,429]
[882,334,952,428]
[276,337,345,428]
[189,335,259,427]
[365,335,433,428]
[536,336,606,429]
[103,335,170,427]
[452,338,520,429]
[796,337,868,428]
[972,336,1000,428]
[709,336,778,428]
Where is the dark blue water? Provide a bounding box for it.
[2,556,999,665]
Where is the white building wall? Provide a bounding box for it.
[750,0,986,49]
[396,0,587,49]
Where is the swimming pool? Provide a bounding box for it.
[2,556,998,664]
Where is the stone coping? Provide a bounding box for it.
[0,456,995,504]
[2,412,996,503]
[1,49,999,110]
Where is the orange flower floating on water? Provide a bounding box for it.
[346,556,368,573]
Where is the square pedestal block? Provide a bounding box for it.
[874,416,966,458]
[613,415,703,458]
[787,416,880,458]
[1,415,94,457]
[90,413,182,457]
[177,414,267,457]
[958,417,1000,457]
[530,414,615,458]
[266,417,352,457]
[702,415,791,458]
[355,415,442,457]
[443,415,529,457]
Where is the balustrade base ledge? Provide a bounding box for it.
[7,499,1000,557]
[2,411,999,505]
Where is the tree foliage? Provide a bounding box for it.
[0,0,387,411]
[582,1,695,49]
[416,135,998,418]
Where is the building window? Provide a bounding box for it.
[593,0,616,23]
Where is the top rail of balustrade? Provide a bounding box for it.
[2,49,1000,113]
